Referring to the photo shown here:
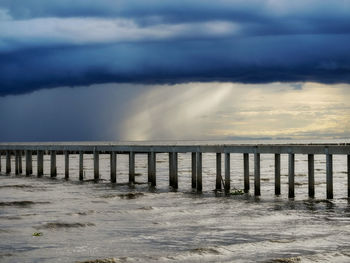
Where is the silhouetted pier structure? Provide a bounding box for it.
[0,142,349,199]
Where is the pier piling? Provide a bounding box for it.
[244,153,249,193]
[37,150,44,177]
[196,152,202,192]
[129,152,135,183]
[254,153,261,196]
[288,153,295,198]
[64,151,69,179]
[326,153,333,199]
[50,151,57,177]
[79,152,84,181]
[15,151,19,175]
[348,154,350,198]
[275,154,281,195]
[216,153,222,190]
[94,150,99,180]
[308,154,315,198]
[191,152,196,188]
[6,151,11,174]
[149,152,156,186]
[25,150,31,175]
[19,152,22,174]
[225,153,230,193]
[110,152,116,183]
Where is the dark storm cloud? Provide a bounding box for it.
[0,0,350,95]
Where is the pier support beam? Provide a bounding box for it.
[308,154,315,198]
[191,152,197,188]
[216,153,222,190]
[275,154,281,195]
[196,152,202,192]
[225,153,230,193]
[15,151,19,175]
[94,150,99,181]
[37,150,44,177]
[129,152,135,183]
[64,151,69,179]
[6,151,11,174]
[0,152,2,172]
[149,152,156,186]
[254,153,261,196]
[50,151,57,177]
[326,153,333,199]
[169,152,178,189]
[288,153,295,198]
[244,153,249,193]
[110,152,116,183]
[79,152,84,181]
[25,150,31,175]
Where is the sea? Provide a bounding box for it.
[0,140,350,263]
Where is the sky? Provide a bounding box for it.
[0,0,349,141]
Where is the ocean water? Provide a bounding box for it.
[1,143,350,262]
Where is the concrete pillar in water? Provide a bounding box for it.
[37,150,44,177]
[275,154,281,195]
[308,154,315,198]
[50,151,57,177]
[348,155,350,198]
[94,150,99,181]
[129,152,135,183]
[191,152,197,188]
[243,153,249,193]
[326,153,333,199]
[18,151,22,174]
[110,152,116,183]
[15,151,19,175]
[171,152,178,189]
[224,153,230,193]
[6,151,11,174]
[64,151,69,179]
[196,152,202,192]
[79,151,84,181]
[25,150,31,175]
[254,153,261,196]
[149,152,156,187]
[288,153,295,198]
[216,153,222,190]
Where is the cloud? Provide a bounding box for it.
[0,1,350,95]
[0,82,349,141]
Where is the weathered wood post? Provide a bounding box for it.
[110,152,116,183]
[18,151,22,174]
[172,152,179,189]
[348,154,350,198]
[196,152,202,191]
[15,151,19,175]
[149,151,156,186]
[254,152,261,196]
[308,154,315,198]
[25,150,31,175]
[50,150,57,177]
[169,152,178,188]
[326,150,333,199]
[79,151,84,181]
[243,153,249,193]
[94,149,99,181]
[216,153,222,190]
[224,152,230,193]
[37,150,44,177]
[6,150,11,174]
[29,151,32,175]
[129,152,135,183]
[288,152,295,198]
[64,151,69,179]
[148,153,151,183]
[0,152,2,172]
[191,152,197,188]
[275,153,281,195]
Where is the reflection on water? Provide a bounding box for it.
[0,152,350,263]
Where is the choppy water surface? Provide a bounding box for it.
[1,149,350,262]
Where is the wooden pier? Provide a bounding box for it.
[0,142,349,199]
